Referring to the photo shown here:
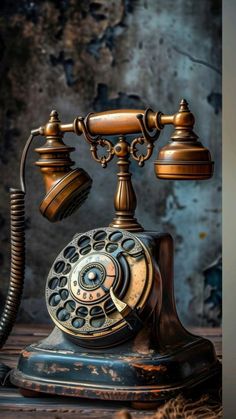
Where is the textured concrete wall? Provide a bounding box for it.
[0,0,221,326]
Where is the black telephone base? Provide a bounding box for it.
[10,231,221,403]
[11,326,221,402]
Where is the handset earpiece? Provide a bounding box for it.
[154,99,214,180]
[35,110,92,222]
[38,167,92,222]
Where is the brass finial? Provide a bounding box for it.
[44,110,62,137]
[49,110,60,122]
[178,99,190,113]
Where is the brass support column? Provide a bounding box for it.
[110,136,143,232]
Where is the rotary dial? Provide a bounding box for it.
[45,227,157,347]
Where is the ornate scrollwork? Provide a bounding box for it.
[90,138,115,168]
[130,110,161,167]
[76,108,161,168]
[130,136,154,167]
[76,115,115,168]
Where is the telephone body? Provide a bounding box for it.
[0,101,221,405]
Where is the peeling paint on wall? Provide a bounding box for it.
[0,0,222,326]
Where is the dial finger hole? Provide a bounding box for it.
[49,293,61,306]
[122,238,135,251]
[90,315,105,328]
[54,260,65,274]
[48,277,59,290]
[65,300,76,312]
[106,243,118,253]
[93,241,105,251]
[90,306,103,316]
[72,317,85,328]
[93,230,107,241]
[78,235,90,248]
[109,231,123,242]
[104,298,115,313]
[70,253,79,263]
[76,306,88,318]
[64,246,76,259]
[80,245,91,255]
[59,276,67,287]
[60,289,69,300]
[57,308,70,322]
[63,263,71,274]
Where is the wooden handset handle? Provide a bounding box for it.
[84,109,160,136]
[59,108,164,137]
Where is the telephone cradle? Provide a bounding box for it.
[0,101,221,407]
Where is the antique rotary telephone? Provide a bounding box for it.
[0,99,220,406]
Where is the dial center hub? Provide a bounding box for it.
[70,253,119,304]
[88,271,97,280]
[79,263,105,291]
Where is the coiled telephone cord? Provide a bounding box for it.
[0,189,25,349]
[0,132,36,385]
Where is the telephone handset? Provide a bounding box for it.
[0,100,220,405]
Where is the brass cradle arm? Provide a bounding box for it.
[43,100,194,137]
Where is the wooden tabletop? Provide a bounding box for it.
[0,325,222,418]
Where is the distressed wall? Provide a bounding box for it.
[0,0,222,326]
